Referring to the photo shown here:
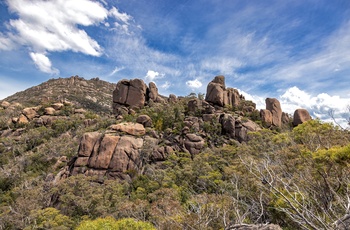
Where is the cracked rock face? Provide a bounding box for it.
[70,132,144,181]
[205,75,243,108]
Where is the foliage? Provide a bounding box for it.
[24,207,74,230]
[76,217,155,230]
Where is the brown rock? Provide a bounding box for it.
[1,101,11,109]
[108,136,143,172]
[110,122,146,136]
[45,107,56,115]
[22,107,38,120]
[12,117,19,124]
[113,79,148,114]
[169,94,177,103]
[293,109,311,126]
[242,119,261,131]
[52,103,64,110]
[205,76,226,107]
[224,88,241,107]
[78,132,103,157]
[18,114,29,124]
[74,157,90,167]
[148,82,158,101]
[260,109,272,127]
[282,112,290,124]
[265,98,282,127]
[184,133,205,156]
[187,99,202,115]
[136,115,152,127]
[220,114,235,138]
[75,108,86,114]
[89,135,120,169]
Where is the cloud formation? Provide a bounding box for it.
[29,52,59,75]
[144,70,164,83]
[4,0,108,55]
[186,79,203,89]
[0,0,133,74]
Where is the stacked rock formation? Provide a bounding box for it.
[205,75,244,108]
[112,79,167,116]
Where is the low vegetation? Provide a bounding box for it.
[0,78,349,230]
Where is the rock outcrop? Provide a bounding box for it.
[70,132,144,181]
[265,98,282,127]
[205,75,243,108]
[112,79,166,115]
[260,109,273,127]
[110,122,146,136]
[293,109,312,126]
[113,79,148,114]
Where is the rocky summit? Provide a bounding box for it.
[0,75,349,230]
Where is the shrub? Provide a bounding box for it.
[75,217,155,230]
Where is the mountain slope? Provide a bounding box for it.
[4,76,116,114]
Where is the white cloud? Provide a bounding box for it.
[109,66,125,76]
[29,52,59,75]
[201,57,242,75]
[186,78,203,89]
[109,7,132,25]
[4,0,108,56]
[144,70,164,82]
[280,86,350,128]
[161,81,171,90]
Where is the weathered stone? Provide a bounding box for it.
[78,132,103,157]
[45,107,56,115]
[22,107,38,120]
[75,108,86,114]
[52,103,64,110]
[148,82,158,101]
[184,117,200,131]
[266,98,282,127]
[89,135,120,169]
[282,112,290,124]
[136,115,152,127]
[235,126,248,142]
[12,117,19,124]
[242,119,261,131]
[202,114,216,122]
[1,101,11,109]
[188,99,202,115]
[74,157,90,167]
[18,114,29,124]
[205,76,243,108]
[205,76,225,107]
[260,109,273,127]
[293,109,311,126]
[224,88,241,107]
[110,122,146,136]
[220,114,235,138]
[41,115,58,126]
[169,94,177,103]
[184,133,205,156]
[33,118,44,126]
[108,136,143,172]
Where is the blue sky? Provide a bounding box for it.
[0,0,349,127]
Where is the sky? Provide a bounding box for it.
[0,0,349,127]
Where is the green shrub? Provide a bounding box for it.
[76,217,155,230]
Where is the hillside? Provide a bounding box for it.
[0,76,350,230]
[4,76,116,114]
